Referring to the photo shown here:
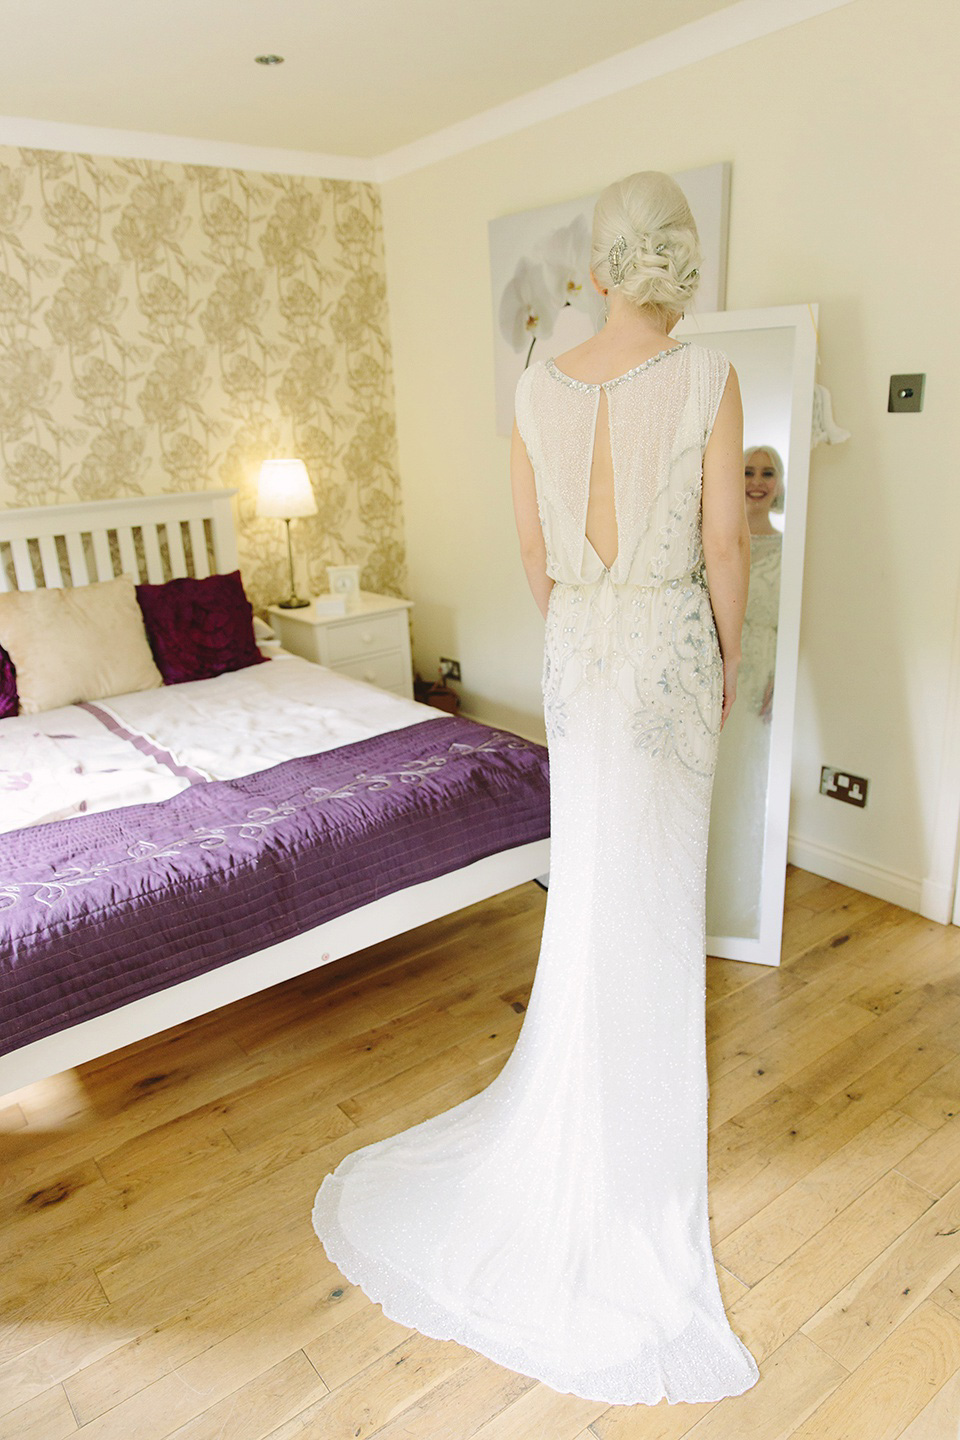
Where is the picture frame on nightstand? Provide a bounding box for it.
[326,564,362,610]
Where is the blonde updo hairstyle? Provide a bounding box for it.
[591,171,702,327]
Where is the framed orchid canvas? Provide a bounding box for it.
[488,163,730,435]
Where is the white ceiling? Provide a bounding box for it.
[2,0,749,160]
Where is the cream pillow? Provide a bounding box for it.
[0,575,163,714]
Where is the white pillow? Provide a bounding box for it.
[0,575,163,714]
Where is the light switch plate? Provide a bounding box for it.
[888,374,924,412]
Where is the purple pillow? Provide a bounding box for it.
[136,570,266,685]
[0,644,17,718]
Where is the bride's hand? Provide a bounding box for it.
[720,655,740,731]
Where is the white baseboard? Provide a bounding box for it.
[787,833,923,915]
[919,876,959,928]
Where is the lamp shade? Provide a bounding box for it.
[256,458,317,519]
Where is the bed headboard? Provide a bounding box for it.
[0,489,239,592]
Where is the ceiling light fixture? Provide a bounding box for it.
[254,54,284,65]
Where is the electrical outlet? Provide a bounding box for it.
[439,657,461,682]
[820,767,868,808]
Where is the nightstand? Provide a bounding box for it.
[267,592,415,699]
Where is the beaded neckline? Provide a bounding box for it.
[544,341,690,391]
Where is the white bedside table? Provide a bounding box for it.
[267,591,415,699]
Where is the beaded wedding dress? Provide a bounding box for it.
[312,339,761,1406]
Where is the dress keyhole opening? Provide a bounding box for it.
[584,387,618,572]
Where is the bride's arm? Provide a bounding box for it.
[510,417,554,620]
[701,364,750,728]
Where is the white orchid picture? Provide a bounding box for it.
[489,164,729,435]
[500,211,604,374]
[498,215,605,367]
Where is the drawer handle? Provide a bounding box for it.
[360,630,374,644]
[363,669,376,682]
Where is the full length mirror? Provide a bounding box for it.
[675,303,818,966]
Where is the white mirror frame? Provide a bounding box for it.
[675,302,819,967]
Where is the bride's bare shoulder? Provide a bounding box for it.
[552,340,596,368]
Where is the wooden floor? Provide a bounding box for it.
[1,866,959,1439]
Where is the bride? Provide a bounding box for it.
[313,170,761,1406]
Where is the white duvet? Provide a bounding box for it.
[0,647,441,834]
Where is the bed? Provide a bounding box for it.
[0,489,551,1094]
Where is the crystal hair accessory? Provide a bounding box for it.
[649,237,699,279]
[606,231,700,290]
[607,234,630,286]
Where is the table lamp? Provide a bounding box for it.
[256,458,317,608]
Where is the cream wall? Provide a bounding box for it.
[381,0,960,914]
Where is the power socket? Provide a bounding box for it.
[820,767,868,808]
[439,657,461,682]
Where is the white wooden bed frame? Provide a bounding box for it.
[0,489,551,1095]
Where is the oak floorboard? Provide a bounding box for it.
[52,1240,334,1424]
[0,1382,78,1439]
[257,1343,476,1439]
[785,1300,960,1440]
[901,1113,960,1198]
[1,872,958,1438]
[896,1363,960,1440]
[147,1352,327,1440]
[728,1169,934,1362]
[800,1176,960,1370]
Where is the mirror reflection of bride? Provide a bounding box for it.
[706,445,784,939]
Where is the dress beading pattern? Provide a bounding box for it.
[543,340,691,391]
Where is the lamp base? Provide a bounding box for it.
[275,517,311,611]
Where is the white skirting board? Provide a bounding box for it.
[786,832,933,918]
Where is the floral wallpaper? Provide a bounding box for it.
[0,146,407,610]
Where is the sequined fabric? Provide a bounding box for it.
[311,340,761,1405]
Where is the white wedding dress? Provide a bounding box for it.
[312,339,761,1406]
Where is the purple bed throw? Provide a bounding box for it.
[0,716,550,1058]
